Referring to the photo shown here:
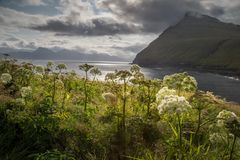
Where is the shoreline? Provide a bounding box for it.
[134,63,240,79]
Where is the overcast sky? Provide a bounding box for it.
[0,0,240,60]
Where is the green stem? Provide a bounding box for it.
[52,75,56,104]
[177,114,182,148]
[194,109,201,142]
[229,135,237,160]
[122,79,127,157]
[147,86,151,116]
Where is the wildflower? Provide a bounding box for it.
[157,95,192,115]
[217,110,238,127]
[130,64,140,74]
[105,73,116,82]
[209,133,227,144]
[15,98,25,105]
[56,63,67,71]
[156,87,177,103]
[56,79,64,88]
[20,86,32,98]
[181,76,198,92]
[35,73,43,80]
[35,65,44,73]
[163,72,198,92]
[1,73,12,84]
[102,92,118,106]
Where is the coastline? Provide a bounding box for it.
[133,63,240,79]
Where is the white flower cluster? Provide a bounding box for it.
[102,92,118,106]
[1,73,12,84]
[156,87,177,103]
[35,73,43,80]
[35,65,44,73]
[181,76,198,92]
[163,73,198,92]
[209,133,227,144]
[217,110,238,127]
[157,95,192,114]
[20,86,32,98]
[15,98,26,105]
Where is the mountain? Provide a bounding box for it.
[133,12,240,72]
[0,47,126,62]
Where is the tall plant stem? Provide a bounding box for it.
[177,114,182,148]
[194,109,201,142]
[122,79,127,157]
[122,80,127,131]
[229,135,237,160]
[52,75,56,104]
[84,71,88,111]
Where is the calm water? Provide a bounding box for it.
[21,60,240,103]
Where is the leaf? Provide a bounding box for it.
[168,122,178,137]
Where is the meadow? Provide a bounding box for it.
[0,58,240,160]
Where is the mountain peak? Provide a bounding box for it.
[33,47,55,54]
[184,11,204,18]
[182,12,220,23]
[133,13,240,71]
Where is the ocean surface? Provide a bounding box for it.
[20,60,240,103]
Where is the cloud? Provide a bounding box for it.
[9,0,46,6]
[111,43,146,53]
[1,0,240,37]
[30,0,140,36]
[15,41,37,49]
[0,6,47,27]
[31,17,140,36]
[100,0,230,33]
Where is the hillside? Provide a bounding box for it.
[133,12,240,72]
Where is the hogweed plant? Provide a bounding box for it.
[79,63,94,111]
[90,67,102,81]
[1,73,12,85]
[163,72,197,96]
[102,92,118,107]
[157,93,192,158]
[217,110,239,160]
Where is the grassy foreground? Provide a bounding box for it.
[0,58,240,160]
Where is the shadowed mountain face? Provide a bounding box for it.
[133,12,240,71]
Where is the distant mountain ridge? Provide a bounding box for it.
[0,47,126,62]
[133,12,240,72]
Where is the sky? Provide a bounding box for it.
[0,0,240,60]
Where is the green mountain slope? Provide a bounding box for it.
[133,12,240,71]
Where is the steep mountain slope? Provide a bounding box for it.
[133,12,240,71]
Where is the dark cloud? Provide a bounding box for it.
[31,17,140,36]
[16,41,37,49]
[209,5,225,16]
[101,0,227,33]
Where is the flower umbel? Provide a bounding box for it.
[35,65,44,74]
[102,92,118,106]
[217,110,238,127]
[1,73,12,84]
[15,98,26,105]
[157,95,192,115]
[20,86,32,98]
[156,87,177,104]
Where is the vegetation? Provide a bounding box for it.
[0,59,240,160]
